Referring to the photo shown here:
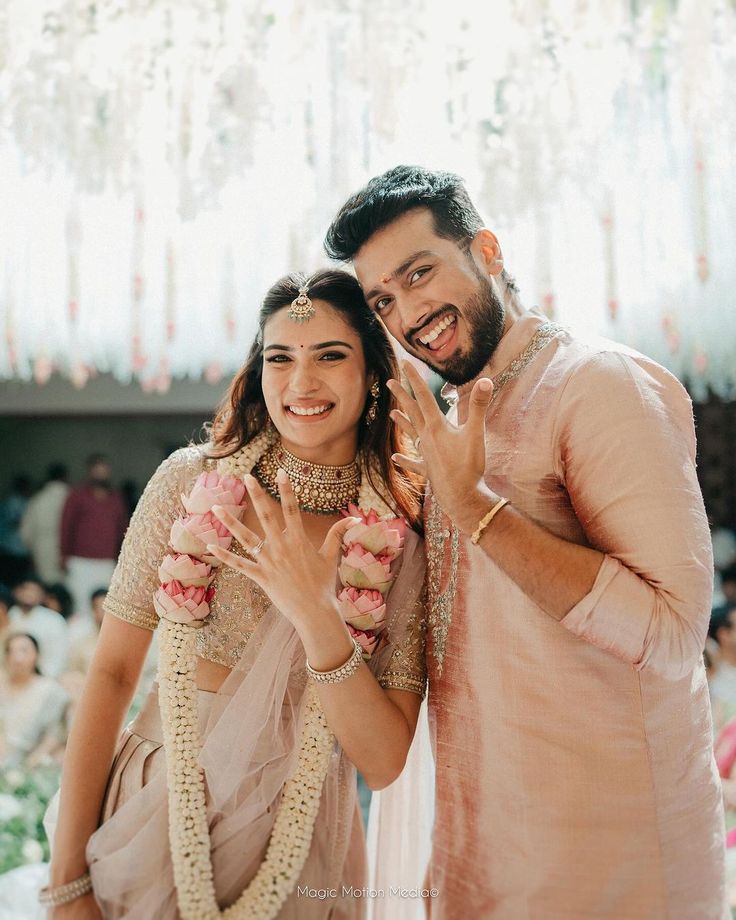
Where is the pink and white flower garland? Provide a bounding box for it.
[154,445,406,919]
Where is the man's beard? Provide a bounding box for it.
[421,274,505,386]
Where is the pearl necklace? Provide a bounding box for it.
[253,441,360,515]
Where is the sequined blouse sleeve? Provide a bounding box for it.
[377,566,428,699]
[104,446,205,631]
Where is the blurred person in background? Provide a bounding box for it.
[710,602,736,733]
[0,583,13,645]
[60,588,110,729]
[43,582,75,623]
[20,463,69,585]
[0,632,69,769]
[8,577,68,678]
[119,478,141,518]
[60,455,128,627]
[66,588,107,676]
[713,566,736,620]
[0,474,34,585]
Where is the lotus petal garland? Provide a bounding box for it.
[155,438,406,919]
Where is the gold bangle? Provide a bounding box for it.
[470,498,509,544]
[306,640,362,684]
[38,871,93,907]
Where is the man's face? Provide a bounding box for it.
[89,461,112,485]
[353,209,506,385]
[13,581,44,609]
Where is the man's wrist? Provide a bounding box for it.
[452,485,503,537]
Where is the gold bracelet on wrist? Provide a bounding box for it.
[470,497,509,544]
[39,871,93,907]
[306,640,362,684]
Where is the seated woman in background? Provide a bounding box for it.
[0,632,69,769]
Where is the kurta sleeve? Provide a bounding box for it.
[104,447,204,631]
[553,350,713,681]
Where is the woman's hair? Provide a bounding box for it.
[207,268,422,528]
[4,631,42,675]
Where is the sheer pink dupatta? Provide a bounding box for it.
[75,530,426,919]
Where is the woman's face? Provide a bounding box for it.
[260,302,370,465]
[5,635,38,679]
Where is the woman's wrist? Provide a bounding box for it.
[49,857,90,888]
[297,603,355,672]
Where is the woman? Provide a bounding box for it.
[45,269,427,919]
[0,632,68,769]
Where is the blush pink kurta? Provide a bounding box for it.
[425,312,727,919]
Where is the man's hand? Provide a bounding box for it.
[388,362,497,533]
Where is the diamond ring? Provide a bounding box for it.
[249,539,265,557]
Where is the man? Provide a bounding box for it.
[325,166,726,917]
[60,454,128,625]
[20,462,69,584]
[8,576,68,677]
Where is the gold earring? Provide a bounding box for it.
[366,381,380,426]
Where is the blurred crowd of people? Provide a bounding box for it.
[0,456,154,772]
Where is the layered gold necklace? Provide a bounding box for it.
[253,440,360,515]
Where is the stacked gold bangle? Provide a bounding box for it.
[38,871,93,907]
[470,497,509,544]
[306,640,362,684]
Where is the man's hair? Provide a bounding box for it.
[324,165,484,261]
[721,565,736,586]
[46,463,68,482]
[86,453,109,468]
[15,575,45,591]
[91,587,108,603]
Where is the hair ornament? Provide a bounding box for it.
[288,284,316,323]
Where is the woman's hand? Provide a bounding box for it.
[208,470,358,631]
[50,892,102,919]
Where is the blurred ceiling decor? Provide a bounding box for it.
[0,0,734,397]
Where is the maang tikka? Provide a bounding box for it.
[288,284,316,323]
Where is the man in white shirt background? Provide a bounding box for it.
[7,576,68,678]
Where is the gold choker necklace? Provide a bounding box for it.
[253,442,360,515]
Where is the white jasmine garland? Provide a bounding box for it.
[156,433,400,919]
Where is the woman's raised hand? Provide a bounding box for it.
[208,470,359,628]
